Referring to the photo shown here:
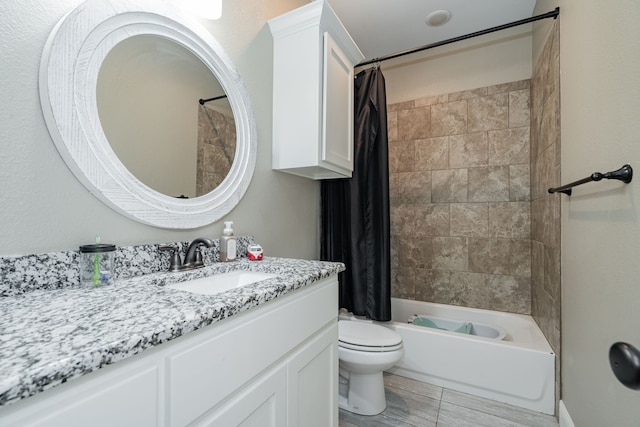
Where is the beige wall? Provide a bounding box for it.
[381,26,532,104]
[0,0,318,258]
[533,0,640,425]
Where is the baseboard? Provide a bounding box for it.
[559,400,575,427]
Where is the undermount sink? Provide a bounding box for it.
[166,271,277,295]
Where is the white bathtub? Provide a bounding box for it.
[341,298,555,415]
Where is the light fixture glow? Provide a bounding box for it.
[187,0,222,20]
[425,10,452,27]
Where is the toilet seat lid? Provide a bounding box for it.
[338,320,402,348]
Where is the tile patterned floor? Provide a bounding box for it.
[339,374,559,427]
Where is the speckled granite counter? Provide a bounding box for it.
[0,257,344,408]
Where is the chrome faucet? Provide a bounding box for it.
[159,238,214,272]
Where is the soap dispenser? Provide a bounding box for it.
[220,221,237,262]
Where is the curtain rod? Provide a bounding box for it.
[198,94,227,105]
[358,7,560,67]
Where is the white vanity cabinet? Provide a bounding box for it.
[269,0,364,179]
[0,277,339,427]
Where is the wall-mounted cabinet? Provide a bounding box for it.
[269,0,364,180]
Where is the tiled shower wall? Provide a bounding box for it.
[531,22,561,401]
[387,80,532,314]
[196,105,236,196]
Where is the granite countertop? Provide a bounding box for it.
[0,257,344,408]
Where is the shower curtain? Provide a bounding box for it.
[320,66,391,321]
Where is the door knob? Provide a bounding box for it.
[609,342,640,390]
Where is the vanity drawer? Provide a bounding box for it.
[167,277,338,426]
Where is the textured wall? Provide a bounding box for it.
[387,80,532,314]
[196,105,236,196]
[0,0,317,258]
[530,21,561,411]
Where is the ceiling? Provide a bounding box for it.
[326,0,537,64]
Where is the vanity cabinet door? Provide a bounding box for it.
[167,277,338,426]
[0,360,161,427]
[196,364,287,427]
[287,322,338,427]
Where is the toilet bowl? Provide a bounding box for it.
[338,319,404,415]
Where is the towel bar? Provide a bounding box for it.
[548,164,633,196]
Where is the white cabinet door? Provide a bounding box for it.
[196,364,287,427]
[287,323,338,427]
[0,362,160,427]
[269,1,363,180]
[322,32,354,175]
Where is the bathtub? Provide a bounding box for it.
[341,298,555,415]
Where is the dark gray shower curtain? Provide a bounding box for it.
[320,66,391,321]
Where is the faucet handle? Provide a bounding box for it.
[193,246,204,267]
[159,244,182,272]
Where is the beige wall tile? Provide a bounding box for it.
[468,93,509,132]
[415,94,448,107]
[510,239,532,277]
[398,106,431,140]
[415,137,449,171]
[531,240,545,290]
[432,169,468,202]
[449,271,489,307]
[489,202,531,238]
[543,245,561,299]
[449,87,488,101]
[468,238,510,275]
[510,164,531,201]
[389,173,400,204]
[387,110,398,142]
[414,204,450,237]
[530,198,543,242]
[388,100,414,112]
[415,269,458,303]
[431,100,468,137]
[391,204,414,236]
[487,275,531,314]
[390,78,536,316]
[468,166,510,202]
[449,132,488,168]
[488,127,530,165]
[389,140,415,173]
[399,237,433,269]
[540,143,559,195]
[509,89,531,128]
[392,267,416,299]
[487,79,530,95]
[450,203,489,237]
[397,172,431,204]
[432,237,468,271]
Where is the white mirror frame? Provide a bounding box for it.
[39,0,256,229]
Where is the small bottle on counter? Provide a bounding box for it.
[220,221,237,262]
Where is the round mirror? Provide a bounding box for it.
[97,35,236,199]
[39,0,256,229]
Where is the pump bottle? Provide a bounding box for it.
[220,221,237,262]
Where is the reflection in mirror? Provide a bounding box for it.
[97,35,235,198]
[39,0,256,228]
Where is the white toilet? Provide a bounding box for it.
[338,319,404,415]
